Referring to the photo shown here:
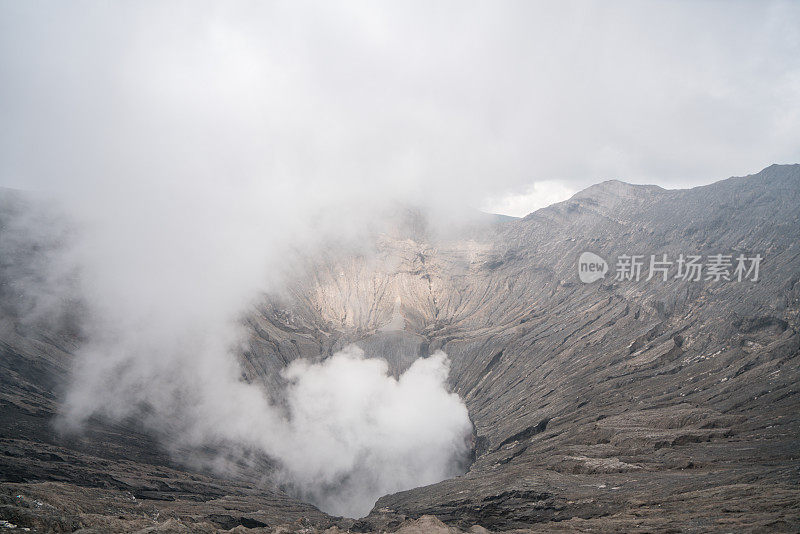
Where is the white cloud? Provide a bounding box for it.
[1,1,799,197]
[482,181,576,217]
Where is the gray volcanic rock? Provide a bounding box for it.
[244,164,800,531]
[2,165,799,532]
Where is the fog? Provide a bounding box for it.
[1,0,799,519]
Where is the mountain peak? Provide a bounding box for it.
[572,179,665,201]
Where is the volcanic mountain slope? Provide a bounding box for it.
[244,164,800,531]
[1,164,800,532]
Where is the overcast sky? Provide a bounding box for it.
[1,1,799,216]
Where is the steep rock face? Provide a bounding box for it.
[244,164,800,530]
[1,165,799,532]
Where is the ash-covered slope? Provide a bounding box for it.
[1,165,799,532]
[245,164,800,531]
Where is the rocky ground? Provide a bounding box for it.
[1,165,799,532]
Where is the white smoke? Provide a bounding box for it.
[59,304,471,517]
[19,168,473,519]
[41,182,474,516]
[278,346,470,517]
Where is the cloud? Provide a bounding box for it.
[1,1,798,197]
[482,180,576,217]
